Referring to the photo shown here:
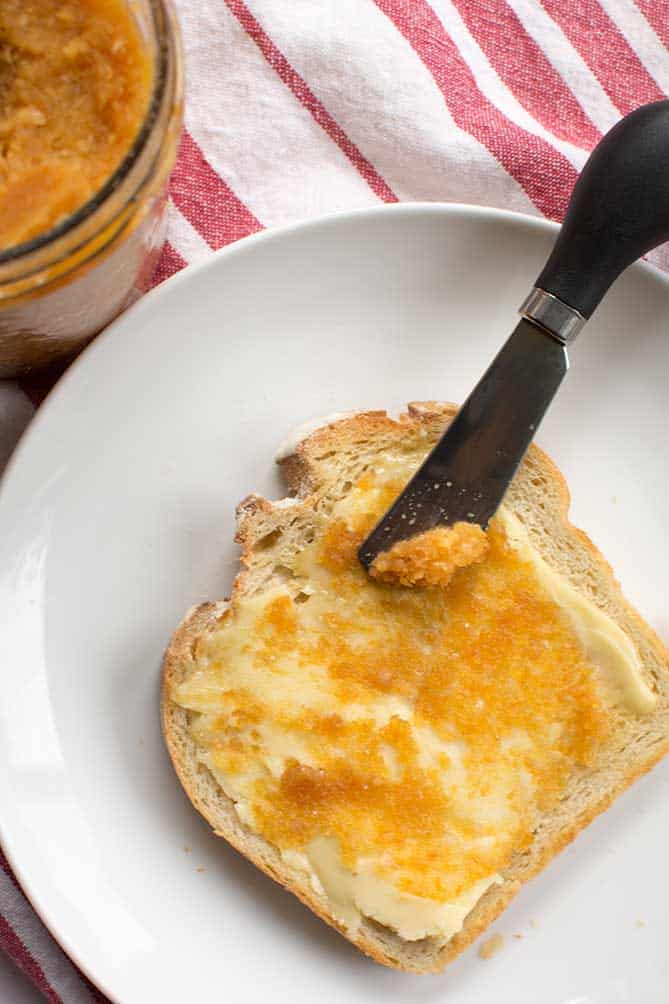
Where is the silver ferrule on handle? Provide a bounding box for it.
[519,288,586,345]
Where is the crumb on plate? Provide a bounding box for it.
[478,933,504,960]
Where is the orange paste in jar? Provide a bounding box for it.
[0,0,153,250]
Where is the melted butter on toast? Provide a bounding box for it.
[173,451,655,942]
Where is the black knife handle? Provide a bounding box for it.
[535,99,669,320]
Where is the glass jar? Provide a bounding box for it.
[0,0,184,377]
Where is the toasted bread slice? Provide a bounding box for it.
[162,403,669,973]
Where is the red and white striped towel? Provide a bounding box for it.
[1,1,668,999]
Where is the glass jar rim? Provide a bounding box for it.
[0,0,174,267]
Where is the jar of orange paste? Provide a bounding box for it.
[0,0,183,376]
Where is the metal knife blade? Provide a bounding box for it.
[359,319,568,568]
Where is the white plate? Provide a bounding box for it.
[2,204,669,1004]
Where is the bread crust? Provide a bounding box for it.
[161,402,669,973]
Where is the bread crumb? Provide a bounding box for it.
[512,933,523,940]
[183,845,192,854]
[478,933,504,960]
[196,866,206,873]
[635,919,647,928]
[370,522,489,588]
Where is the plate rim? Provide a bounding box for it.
[5,201,669,495]
[2,201,669,1002]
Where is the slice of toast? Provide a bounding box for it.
[162,402,669,973]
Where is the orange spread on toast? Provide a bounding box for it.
[177,466,611,906]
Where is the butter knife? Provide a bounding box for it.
[360,99,669,569]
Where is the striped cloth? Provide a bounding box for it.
[1,1,668,999]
